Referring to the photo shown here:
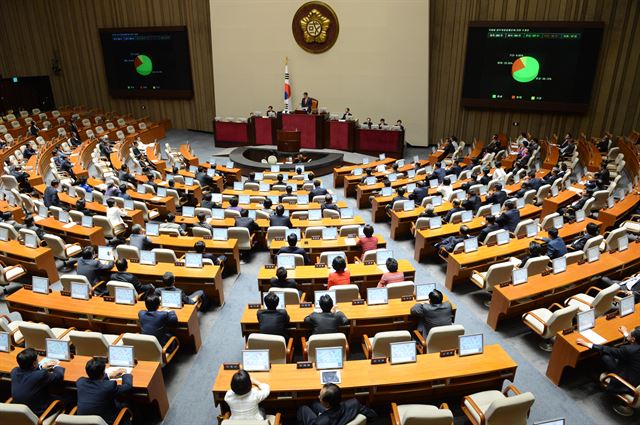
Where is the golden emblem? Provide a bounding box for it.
[300,9,330,43]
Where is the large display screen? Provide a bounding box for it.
[461,22,603,113]
[99,27,193,99]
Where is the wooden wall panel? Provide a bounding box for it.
[430,0,640,144]
[0,0,214,131]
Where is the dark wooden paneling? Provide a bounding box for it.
[430,0,640,143]
[0,0,214,131]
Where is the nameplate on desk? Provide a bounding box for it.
[247,303,261,309]
[103,296,115,302]
[517,234,526,239]
[174,261,184,267]
[606,312,618,320]
[577,259,586,265]
[401,295,414,302]
[223,363,240,370]
[541,270,551,276]
[289,200,296,205]
[486,241,497,247]
[352,299,365,305]
[129,259,139,263]
[311,236,321,240]
[23,284,33,290]
[440,349,456,357]
[274,237,284,241]
[60,290,71,297]
[297,361,313,369]
[203,235,212,240]
[364,260,375,266]
[299,302,313,308]
[315,263,326,268]
[562,328,574,335]
[499,282,510,288]
[371,357,387,365]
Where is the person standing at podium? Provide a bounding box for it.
[266,106,277,118]
[301,92,312,111]
[341,108,352,120]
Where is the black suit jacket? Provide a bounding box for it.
[308,399,377,425]
[270,277,298,289]
[478,224,500,243]
[44,186,60,207]
[593,343,640,389]
[277,246,311,265]
[304,311,349,335]
[11,366,65,415]
[309,187,329,202]
[270,215,293,228]
[129,234,153,251]
[496,209,520,232]
[77,258,114,284]
[463,195,481,213]
[485,190,507,206]
[77,374,133,424]
[257,309,290,338]
[138,309,178,346]
[410,187,428,205]
[235,217,259,235]
[409,302,454,339]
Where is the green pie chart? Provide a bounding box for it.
[511,56,539,83]
[134,54,152,76]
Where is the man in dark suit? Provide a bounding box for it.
[110,258,155,294]
[117,165,135,185]
[128,224,153,251]
[443,199,463,223]
[430,162,446,184]
[409,181,428,205]
[155,272,203,306]
[301,92,313,110]
[540,227,567,259]
[270,205,293,228]
[478,215,500,243]
[270,266,298,289]
[11,348,66,416]
[195,166,215,190]
[496,200,520,232]
[235,209,259,235]
[194,213,214,234]
[525,171,544,192]
[410,290,454,339]
[485,183,507,206]
[76,358,132,424]
[77,246,113,291]
[297,384,377,425]
[138,293,178,346]
[44,180,61,207]
[577,326,640,415]
[462,189,482,214]
[200,193,220,210]
[257,292,290,338]
[321,194,339,212]
[391,187,408,205]
[570,222,599,251]
[304,295,349,335]
[277,233,311,265]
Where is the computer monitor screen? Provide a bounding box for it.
[46,339,71,361]
[376,164,386,172]
[315,346,343,370]
[140,250,156,265]
[270,165,280,172]
[381,187,393,197]
[189,165,198,174]
[367,287,389,305]
[226,161,234,169]
[184,177,194,186]
[464,237,479,253]
[365,177,377,185]
[375,250,393,266]
[552,257,567,274]
[157,187,167,197]
[619,295,635,317]
[406,183,416,193]
[415,283,436,301]
[161,290,183,309]
[308,209,322,221]
[526,223,538,238]
[185,253,203,268]
[212,229,228,244]
[389,341,417,365]
[397,159,405,168]
[0,332,9,353]
[0,227,8,242]
[85,192,94,202]
[98,246,113,261]
[403,201,415,212]
[263,291,285,309]
[340,208,354,219]
[242,349,271,372]
[285,228,301,240]
[491,204,501,216]
[211,208,224,219]
[517,197,525,209]
[575,209,585,222]
[32,276,49,294]
[124,200,134,211]
[24,233,38,248]
[136,184,145,194]
[71,282,90,300]
[297,195,309,205]
[512,268,528,285]
[182,206,195,218]
[109,345,135,367]
[429,179,439,189]
[211,193,223,203]
[322,228,338,240]
[38,205,49,218]
[268,195,280,204]
[314,290,336,308]
[362,158,369,165]
[534,419,565,425]
[379,153,386,160]
[115,287,136,305]
[577,309,595,332]
[146,223,159,236]
[407,170,416,178]
[59,211,69,223]
[81,216,93,228]
[607,197,615,209]
[387,173,397,182]
[248,210,257,219]
[461,210,473,223]
[238,195,250,205]
[260,183,270,192]
[586,246,600,263]
[553,216,564,229]
[618,235,629,252]
[459,334,484,357]
[429,216,442,229]
[496,231,510,245]
[276,254,296,270]
[233,182,243,190]
[353,168,363,176]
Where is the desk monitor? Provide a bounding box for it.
[553,216,564,229]
[429,179,439,189]
[259,183,270,192]
[285,228,301,240]
[564,180,572,190]
[618,235,629,252]
[415,283,436,301]
[185,253,203,268]
[406,183,416,193]
[352,168,363,176]
[233,182,243,191]
[32,276,49,294]
[534,420,565,425]
[375,249,393,266]
[211,208,225,219]
[71,282,90,300]
[315,346,344,370]
[136,184,146,194]
[207,167,217,177]
[270,165,280,172]
[81,216,93,228]
[464,237,479,253]
[115,287,136,305]
[161,290,183,309]
[362,158,369,165]
[268,195,280,204]
[322,228,338,240]
[367,287,389,305]
[0,227,8,242]
[339,208,354,219]
[376,164,386,172]
[551,186,559,197]
[397,159,405,168]
[0,331,9,353]
[146,223,159,236]
[182,206,195,218]
[38,205,49,218]
[390,341,417,365]
[516,197,525,209]
[456,191,466,201]
[166,174,174,182]
[388,173,397,182]
[140,250,157,266]
[263,291,285,309]
[109,345,135,368]
[619,294,635,317]
[238,195,250,205]
[24,233,38,248]
[276,254,296,270]
[379,153,386,160]
[365,177,377,185]
[211,193,223,203]
[46,339,71,361]
[124,200,134,211]
[512,268,528,285]
[431,196,443,206]
[59,211,70,223]
[490,204,501,216]
[448,174,458,184]
[98,246,114,262]
[429,216,442,230]
[225,161,234,169]
[381,187,393,197]
[479,186,488,196]
[607,197,615,209]
[403,201,415,212]
[314,290,336,309]
[577,309,595,332]
[68,186,76,197]
[461,210,473,223]
[248,210,257,219]
[496,231,510,246]
[526,223,538,238]
[242,349,271,372]
[513,174,520,184]
[586,246,600,263]
[552,257,567,274]
[308,209,322,221]
[407,170,416,179]
[156,187,167,197]
[458,333,484,357]
[297,195,309,205]
[413,155,420,163]
[85,192,94,202]
[213,228,228,241]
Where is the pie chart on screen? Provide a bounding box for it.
[134,54,152,76]
[511,56,539,83]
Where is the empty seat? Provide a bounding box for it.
[246,333,293,364]
[68,330,122,357]
[121,332,179,366]
[461,385,535,425]
[18,322,73,351]
[564,283,619,316]
[303,333,349,362]
[362,330,412,358]
[522,303,578,351]
[390,402,454,425]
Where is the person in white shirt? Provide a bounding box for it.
[105,198,127,233]
[438,177,453,200]
[492,161,507,182]
[224,370,271,420]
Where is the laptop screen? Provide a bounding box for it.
[428,216,442,229]
[81,216,93,228]
[415,283,436,301]
[71,282,90,300]
[185,253,203,268]
[146,223,159,236]
[322,227,338,240]
[211,208,225,219]
[276,254,296,270]
[314,290,337,309]
[375,250,393,266]
[577,309,595,332]
[140,250,156,265]
[161,290,183,309]
[308,209,322,221]
[340,208,354,219]
[464,237,479,253]
[619,295,635,317]
[182,206,195,218]
[157,187,167,197]
[98,246,113,261]
[32,276,49,294]
[552,257,567,274]
[512,268,528,285]
[0,332,9,353]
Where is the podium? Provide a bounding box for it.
[277,130,301,153]
[254,116,276,145]
[281,113,324,149]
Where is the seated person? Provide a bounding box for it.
[11,348,66,416]
[193,241,226,267]
[277,233,311,265]
[539,227,567,259]
[235,209,259,235]
[224,370,270,420]
[327,256,350,289]
[418,204,437,219]
[110,258,155,294]
[430,162,446,183]
[75,199,96,217]
[270,266,297,289]
[519,242,543,268]
[21,215,45,239]
[270,204,292,228]
[485,183,507,206]
[279,185,294,202]
[462,188,481,214]
[77,246,112,293]
[477,167,492,185]
[228,197,244,212]
[525,170,544,191]
[435,225,471,254]
[257,292,290,338]
[321,194,339,212]
[155,271,203,305]
[389,187,407,209]
[260,198,273,216]
[443,199,463,223]
[76,358,132,424]
[201,193,221,210]
[410,289,454,339]
[194,212,214,233]
[356,224,378,255]
[409,180,428,205]
[570,222,600,252]
[128,224,153,251]
[139,293,178,346]
[496,200,520,232]
[160,213,187,236]
[561,189,593,221]
[304,294,349,335]
[360,168,375,184]
[297,383,377,425]
[478,215,500,243]
[377,258,404,287]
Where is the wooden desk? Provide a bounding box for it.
[333,158,396,188]
[179,143,240,186]
[258,260,416,296]
[342,160,429,198]
[597,191,640,230]
[0,348,169,419]
[546,309,640,385]
[0,239,58,282]
[444,219,600,291]
[0,200,25,223]
[7,289,201,351]
[356,175,427,209]
[126,190,176,216]
[213,345,516,414]
[148,234,241,274]
[218,201,348,212]
[413,205,542,259]
[540,189,579,218]
[387,202,453,239]
[268,234,387,263]
[56,192,144,226]
[289,216,365,231]
[487,244,640,330]
[223,189,310,198]
[35,216,106,247]
[121,262,225,306]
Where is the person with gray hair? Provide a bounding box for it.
[129,223,153,251]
